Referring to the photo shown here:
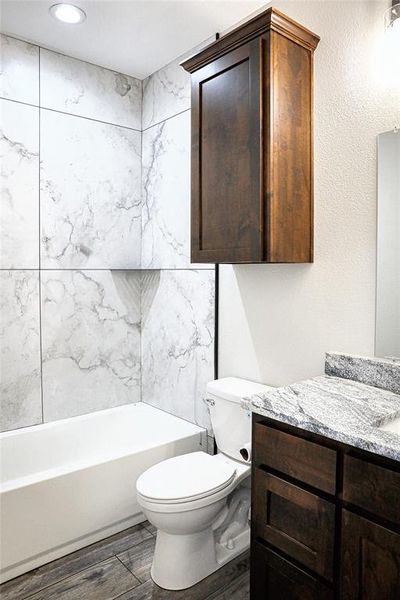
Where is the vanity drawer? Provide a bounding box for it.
[254,422,337,494]
[252,469,335,580]
[343,455,400,525]
[251,541,334,600]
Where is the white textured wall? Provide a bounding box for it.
[219,0,400,385]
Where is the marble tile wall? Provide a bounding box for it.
[40,110,141,269]
[0,271,42,431]
[0,98,39,269]
[41,270,141,421]
[0,35,143,431]
[0,35,39,104]
[141,111,191,269]
[40,49,142,129]
[0,35,215,433]
[141,57,215,432]
[142,57,190,130]
[141,270,215,431]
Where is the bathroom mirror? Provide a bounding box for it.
[375,129,400,359]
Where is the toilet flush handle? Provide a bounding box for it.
[204,397,215,407]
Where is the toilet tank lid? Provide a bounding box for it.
[206,377,274,404]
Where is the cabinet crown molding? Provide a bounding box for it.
[181,7,320,73]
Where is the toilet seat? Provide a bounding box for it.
[136,451,236,504]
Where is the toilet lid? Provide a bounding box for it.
[136,452,236,503]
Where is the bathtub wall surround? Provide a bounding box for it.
[0,98,39,269]
[40,110,142,270]
[140,54,215,434]
[0,271,42,430]
[141,270,215,431]
[325,352,400,396]
[41,270,142,421]
[141,55,208,270]
[0,34,215,434]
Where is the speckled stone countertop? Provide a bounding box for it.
[243,375,400,462]
[325,352,400,395]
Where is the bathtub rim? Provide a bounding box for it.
[0,402,206,491]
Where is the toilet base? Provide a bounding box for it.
[150,525,250,590]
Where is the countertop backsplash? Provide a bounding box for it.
[325,352,400,395]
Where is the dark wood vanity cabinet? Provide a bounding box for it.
[251,542,334,600]
[181,8,320,264]
[341,511,400,600]
[251,415,400,599]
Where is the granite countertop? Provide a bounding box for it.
[243,375,400,462]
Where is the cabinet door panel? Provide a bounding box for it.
[251,541,334,600]
[252,470,335,580]
[191,41,261,263]
[341,510,400,600]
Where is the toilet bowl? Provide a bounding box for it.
[136,377,274,590]
[136,451,250,590]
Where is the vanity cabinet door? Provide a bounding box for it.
[343,454,400,525]
[251,541,334,600]
[252,469,335,580]
[341,510,400,600]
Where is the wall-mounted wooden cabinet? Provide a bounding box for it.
[182,8,320,264]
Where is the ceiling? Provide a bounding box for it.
[0,0,267,79]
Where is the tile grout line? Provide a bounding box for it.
[0,95,141,133]
[0,268,215,272]
[142,106,191,133]
[143,523,157,537]
[114,554,143,586]
[38,46,44,426]
[139,81,143,409]
[139,269,143,410]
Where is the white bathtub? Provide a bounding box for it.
[0,403,204,583]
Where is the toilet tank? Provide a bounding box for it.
[206,377,274,463]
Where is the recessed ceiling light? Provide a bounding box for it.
[49,3,86,25]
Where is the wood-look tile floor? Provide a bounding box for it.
[0,522,250,600]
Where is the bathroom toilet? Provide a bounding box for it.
[136,377,273,590]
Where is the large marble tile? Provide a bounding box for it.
[0,35,39,105]
[141,270,215,431]
[40,49,141,129]
[142,111,191,268]
[41,270,141,421]
[142,58,190,129]
[40,110,141,269]
[0,270,42,432]
[0,99,39,268]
